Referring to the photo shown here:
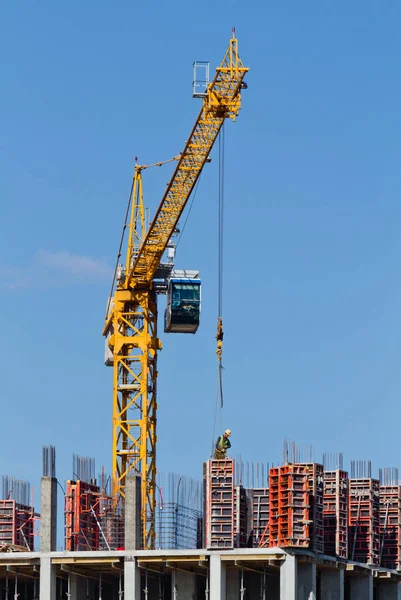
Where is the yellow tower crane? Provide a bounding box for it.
[103,32,248,549]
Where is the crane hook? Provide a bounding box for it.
[216,316,224,361]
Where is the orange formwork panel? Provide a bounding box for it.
[266,465,310,549]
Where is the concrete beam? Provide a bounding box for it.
[40,477,57,552]
[124,556,141,600]
[280,553,297,600]
[39,556,56,600]
[349,573,373,600]
[298,561,316,600]
[320,569,344,600]
[125,476,142,551]
[210,553,226,600]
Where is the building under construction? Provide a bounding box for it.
[0,446,401,599]
[2,31,398,600]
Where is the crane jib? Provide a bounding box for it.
[127,40,248,289]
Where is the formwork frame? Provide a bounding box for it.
[301,462,324,553]
[379,485,401,570]
[323,470,348,559]
[268,465,310,548]
[65,481,100,551]
[252,488,269,548]
[204,459,234,549]
[349,478,380,565]
[0,500,34,550]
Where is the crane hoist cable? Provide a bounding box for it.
[211,124,226,454]
[216,123,225,408]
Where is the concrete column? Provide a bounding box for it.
[69,572,88,600]
[320,569,344,600]
[210,553,226,600]
[349,574,373,600]
[171,570,196,599]
[125,476,142,550]
[39,556,56,600]
[226,568,239,600]
[40,477,57,552]
[298,562,316,600]
[377,582,401,600]
[124,556,141,600]
[280,553,297,600]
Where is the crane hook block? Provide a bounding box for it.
[216,317,224,361]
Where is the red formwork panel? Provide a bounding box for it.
[349,478,380,565]
[65,480,100,551]
[204,459,234,549]
[0,500,35,550]
[380,485,401,570]
[324,470,349,559]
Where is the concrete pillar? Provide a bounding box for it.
[125,476,142,550]
[171,570,196,599]
[124,556,141,600]
[69,573,87,600]
[40,477,57,552]
[226,568,239,600]
[210,553,226,600]
[298,562,316,600]
[349,574,373,600]
[280,553,297,600]
[39,556,56,600]
[320,569,344,600]
[377,582,401,600]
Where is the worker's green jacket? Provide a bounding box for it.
[216,436,231,452]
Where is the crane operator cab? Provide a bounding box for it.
[164,275,201,334]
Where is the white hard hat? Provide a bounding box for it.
[225,429,232,436]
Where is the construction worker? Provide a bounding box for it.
[214,430,231,459]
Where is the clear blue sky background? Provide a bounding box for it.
[1,2,400,546]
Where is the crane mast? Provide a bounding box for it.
[103,33,248,549]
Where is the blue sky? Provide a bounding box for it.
[1,2,400,546]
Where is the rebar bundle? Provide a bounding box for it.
[2,476,31,506]
[350,460,372,479]
[42,445,56,478]
[72,454,96,484]
[234,457,269,488]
